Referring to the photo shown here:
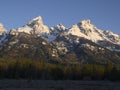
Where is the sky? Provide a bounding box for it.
[0,0,120,34]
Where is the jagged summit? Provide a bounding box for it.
[0,16,120,65]
[0,23,3,27]
[0,23,7,35]
[27,16,44,27]
[77,19,97,31]
[80,19,91,25]
[104,30,119,37]
[55,24,66,30]
[64,19,120,45]
[10,16,50,35]
[0,23,7,44]
[50,24,66,31]
[32,16,42,21]
[1,16,120,51]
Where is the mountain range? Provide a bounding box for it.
[0,16,120,65]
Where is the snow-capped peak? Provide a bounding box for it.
[67,20,96,37]
[27,16,43,27]
[0,23,7,45]
[10,16,50,35]
[51,24,66,31]
[66,20,119,43]
[32,16,42,21]
[81,19,91,25]
[78,19,97,31]
[46,24,67,42]
[55,24,66,30]
[26,16,50,34]
[1,16,120,52]
[0,23,7,35]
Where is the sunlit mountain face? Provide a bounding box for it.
[0,16,120,65]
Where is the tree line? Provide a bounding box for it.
[0,58,120,81]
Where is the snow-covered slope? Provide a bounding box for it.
[50,24,66,35]
[27,16,50,35]
[9,16,120,45]
[1,16,120,64]
[65,20,120,46]
[0,23,7,44]
[1,16,120,51]
[10,16,50,36]
[45,24,67,42]
[66,20,104,41]
[0,23,6,35]
[103,30,120,44]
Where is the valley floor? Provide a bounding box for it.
[0,80,120,90]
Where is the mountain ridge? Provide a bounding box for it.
[0,16,120,65]
[1,16,119,44]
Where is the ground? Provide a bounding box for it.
[0,80,120,90]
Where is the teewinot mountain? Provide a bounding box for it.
[0,16,120,64]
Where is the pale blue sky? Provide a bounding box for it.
[0,0,120,33]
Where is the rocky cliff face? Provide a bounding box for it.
[0,16,120,64]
